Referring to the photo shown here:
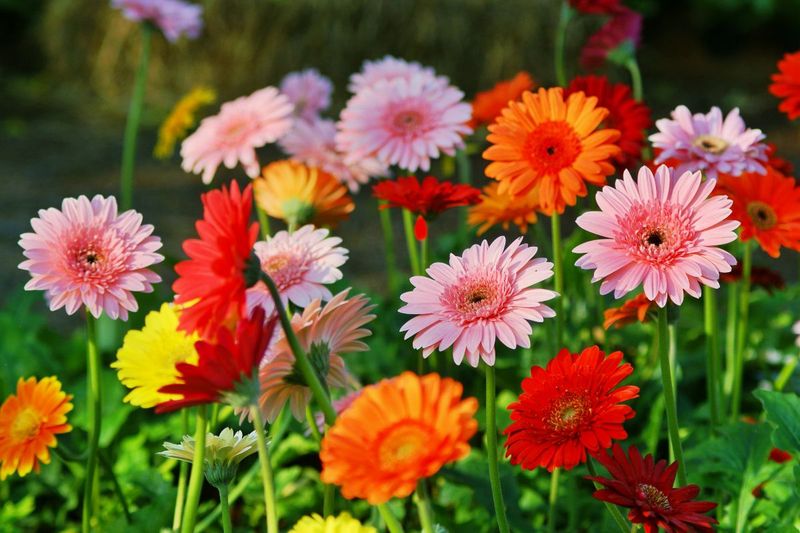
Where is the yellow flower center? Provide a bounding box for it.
[746,201,778,230]
[377,422,429,469]
[693,134,729,155]
[546,394,590,432]
[637,483,672,511]
[262,254,290,274]
[11,408,42,442]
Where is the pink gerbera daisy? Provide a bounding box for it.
[280,69,333,122]
[181,86,294,184]
[348,55,444,93]
[19,195,163,320]
[112,0,203,42]
[399,236,557,367]
[573,165,740,307]
[650,105,768,179]
[336,74,472,172]
[280,118,388,192]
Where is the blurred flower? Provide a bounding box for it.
[569,0,623,14]
[372,176,481,226]
[173,181,259,339]
[112,0,203,42]
[289,512,376,533]
[348,55,443,93]
[769,448,792,464]
[154,86,216,159]
[770,51,800,120]
[254,160,354,229]
[467,182,540,236]
[484,87,620,215]
[320,372,477,504]
[565,75,651,171]
[280,69,333,122]
[181,86,293,184]
[470,71,535,128]
[580,8,642,70]
[19,195,163,320]
[112,303,199,408]
[574,166,739,307]
[766,142,794,175]
[280,118,388,192]
[505,346,637,472]
[650,105,767,179]
[258,290,374,422]
[309,390,362,436]
[400,236,557,367]
[603,293,652,330]
[589,444,717,533]
[715,166,800,258]
[794,321,800,347]
[336,74,472,172]
[0,377,73,480]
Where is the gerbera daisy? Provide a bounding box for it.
[280,69,333,122]
[258,290,374,422]
[714,166,800,258]
[289,512,376,533]
[399,236,557,367]
[112,303,199,408]
[504,346,638,472]
[19,195,163,320]
[569,0,623,14]
[573,165,740,307]
[470,71,535,128]
[112,0,203,42]
[580,8,643,70]
[320,372,478,504]
[769,51,800,120]
[254,160,354,229]
[279,118,389,192]
[467,182,541,236]
[0,376,73,480]
[603,293,652,330]
[173,181,259,339]
[589,444,717,533]
[566,75,651,171]
[154,86,216,159]
[794,320,800,347]
[484,87,620,214]
[336,74,472,173]
[181,86,293,184]
[347,55,442,93]
[720,264,785,293]
[650,105,768,179]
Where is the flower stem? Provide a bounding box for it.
[82,310,102,533]
[551,212,565,349]
[731,240,752,422]
[218,484,232,533]
[586,458,630,533]
[415,481,436,533]
[377,503,404,533]
[774,357,797,392]
[554,1,573,86]
[172,409,190,531]
[419,235,429,274]
[624,58,643,101]
[256,203,271,238]
[723,280,739,412]
[250,405,278,533]
[703,287,721,429]
[98,451,131,524]
[181,405,207,533]
[402,208,421,276]
[485,365,511,533]
[119,22,152,210]
[377,201,401,296]
[305,406,335,516]
[657,306,687,486]
[456,148,472,247]
[547,468,560,533]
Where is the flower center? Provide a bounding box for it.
[440,271,512,326]
[260,251,308,291]
[11,408,42,442]
[222,117,252,144]
[546,393,590,432]
[616,201,697,267]
[644,229,665,247]
[377,421,429,469]
[392,110,423,133]
[637,483,672,511]
[522,121,582,175]
[693,134,729,155]
[746,201,777,230]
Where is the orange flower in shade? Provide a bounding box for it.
[320,372,478,504]
[769,51,800,120]
[254,160,354,229]
[603,293,653,330]
[470,71,535,128]
[0,377,73,480]
[467,182,540,235]
[715,166,800,258]
[483,87,621,215]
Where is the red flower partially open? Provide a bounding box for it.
[372,175,480,219]
[770,50,800,120]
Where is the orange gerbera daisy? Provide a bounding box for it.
[715,166,800,258]
[603,293,653,330]
[467,182,540,235]
[470,71,536,128]
[483,87,621,215]
[254,160,354,229]
[320,372,478,504]
[0,376,73,480]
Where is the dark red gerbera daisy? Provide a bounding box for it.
[173,181,259,339]
[769,448,792,464]
[581,8,643,70]
[589,444,718,533]
[156,307,277,413]
[566,75,651,170]
[769,51,800,120]
[720,263,785,293]
[504,345,639,472]
[569,0,623,15]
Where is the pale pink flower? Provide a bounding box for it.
[181,86,294,184]
[112,0,203,42]
[336,74,472,173]
[650,105,768,179]
[399,236,557,367]
[279,69,333,122]
[573,165,740,307]
[258,290,375,422]
[19,195,163,320]
[280,118,388,192]
[348,55,445,93]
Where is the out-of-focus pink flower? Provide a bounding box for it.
[580,8,642,70]
[348,55,445,93]
[280,69,333,122]
[112,0,203,42]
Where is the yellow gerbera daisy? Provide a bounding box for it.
[289,512,376,533]
[467,181,540,235]
[154,86,216,159]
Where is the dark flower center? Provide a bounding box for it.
[746,201,777,230]
[645,230,664,247]
[637,483,672,511]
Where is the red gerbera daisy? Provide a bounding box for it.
[173,181,259,339]
[769,50,800,120]
[765,142,794,175]
[581,8,642,70]
[589,444,718,533]
[569,0,623,15]
[566,75,651,171]
[155,307,277,413]
[504,345,638,472]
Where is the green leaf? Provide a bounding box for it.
[754,390,800,454]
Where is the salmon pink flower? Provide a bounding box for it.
[112,0,203,42]
[280,69,333,122]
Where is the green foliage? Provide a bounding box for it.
[755,390,800,454]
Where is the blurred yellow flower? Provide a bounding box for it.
[289,512,377,533]
[467,181,540,235]
[154,86,216,159]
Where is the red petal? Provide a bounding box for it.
[414,215,428,241]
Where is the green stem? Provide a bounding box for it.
[724,281,739,412]
[774,358,797,392]
[378,201,401,296]
[119,23,152,210]
[181,405,208,533]
[210,403,220,430]
[82,310,102,533]
[731,240,752,422]
[551,213,565,349]
[305,406,334,516]
[586,458,630,533]
[456,148,472,247]
[172,409,190,531]
[624,58,643,101]
[415,482,436,533]
[485,366,511,533]
[402,208,421,276]
[218,485,232,533]
[98,452,131,524]
[547,468,560,533]
[377,503,404,533]
[256,203,271,238]
[703,287,721,429]
[250,406,278,533]
[419,236,429,275]
[554,1,572,86]
[657,306,687,486]
[305,404,322,442]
